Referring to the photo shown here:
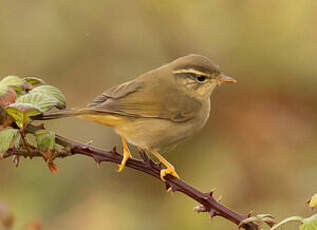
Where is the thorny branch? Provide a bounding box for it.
[3,124,260,230]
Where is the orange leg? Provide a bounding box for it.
[118,136,132,172]
[150,150,180,181]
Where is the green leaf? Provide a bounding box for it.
[5,103,42,128]
[16,92,59,112]
[30,85,66,109]
[0,75,32,91]
[0,128,20,156]
[0,76,25,88]
[300,214,317,230]
[35,129,55,152]
[23,77,45,86]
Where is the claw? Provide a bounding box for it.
[160,166,180,182]
[149,149,180,182]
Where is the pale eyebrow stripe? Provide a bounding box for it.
[172,68,213,77]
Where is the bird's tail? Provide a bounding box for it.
[33,109,89,120]
[33,109,125,127]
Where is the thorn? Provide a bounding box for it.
[93,156,103,165]
[241,211,253,220]
[194,204,208,213]
[209,209,218,219]
[165,182,178,193]
[82,141,94,151]
[66,146,72,153]
[13,155,20,167]
[167,187,175,195]
[112,146,120,156]
[208,188,216,197]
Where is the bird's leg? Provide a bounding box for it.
[150,150,180,181]
[118,136,132,172]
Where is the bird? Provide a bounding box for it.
[35,54,236,181]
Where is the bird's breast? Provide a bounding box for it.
[113,98,211,150]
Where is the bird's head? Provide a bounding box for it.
[171,54,236,98]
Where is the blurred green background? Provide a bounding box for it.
[1,0,317,229]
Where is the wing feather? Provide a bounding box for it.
[88,79,201,122]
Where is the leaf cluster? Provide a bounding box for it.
[0,76,65,173]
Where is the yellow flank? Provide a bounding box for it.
[78,114,126,127]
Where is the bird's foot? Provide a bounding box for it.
[160,165,180,182]
[149,149,180,182]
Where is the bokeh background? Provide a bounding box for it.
[1,0,317,229]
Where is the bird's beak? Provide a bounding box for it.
[216,73,237,83]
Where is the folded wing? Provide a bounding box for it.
[88,79,201,122]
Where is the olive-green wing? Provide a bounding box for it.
[88,79,201,122]
[88,80,141,107]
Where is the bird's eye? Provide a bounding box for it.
[196,75,206,82]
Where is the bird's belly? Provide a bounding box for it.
[114,117,205,150]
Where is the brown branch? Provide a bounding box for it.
[3,124,259,230]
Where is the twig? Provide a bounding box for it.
[3,124,259,230]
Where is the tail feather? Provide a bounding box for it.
[33,109,125,127]
[33,109,87,120]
